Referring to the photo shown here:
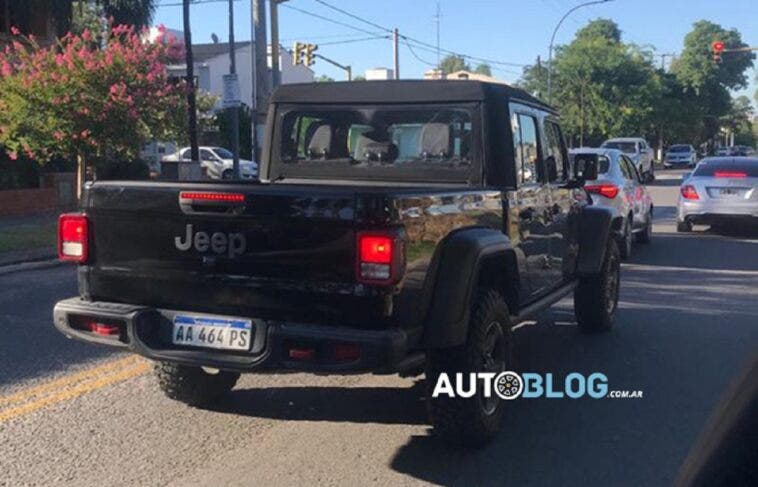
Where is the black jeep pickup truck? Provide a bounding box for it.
[54,80,621,446]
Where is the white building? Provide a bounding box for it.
[166,41,314,110]
[365,67,395,80]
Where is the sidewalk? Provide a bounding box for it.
[0,211,58,267]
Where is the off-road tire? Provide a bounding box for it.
[426,290,513,448]
[574,239,620,333]
[635,209,653,244]
[155,362,240,406]
[677,220,692,233]
[619,218,633,259]
[221,169,233,180]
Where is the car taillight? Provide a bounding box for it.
[58,213,89,263]
[680,185,699,200]
[585,184,620,199]
[356,232,404,285]
[714,171,747,178]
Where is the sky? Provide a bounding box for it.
[153,0,758,104]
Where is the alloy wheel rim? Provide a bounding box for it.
[481,321,506,415]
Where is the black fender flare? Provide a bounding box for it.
[577,205,621,275]
[422,228,515,349]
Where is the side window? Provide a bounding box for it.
[199,149,215,161]
[544,120,567,183]
[512,113,540,184]
[180,149,190,159]
[621,156,640,182]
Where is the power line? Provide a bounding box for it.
[307,0,527,68]
[280,3,379,37]
[318,35,391,46]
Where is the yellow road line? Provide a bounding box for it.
[0,361,151,424]
[0,355,142,407]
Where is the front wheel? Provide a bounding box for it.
[155,362,240,407]
[574,239,620,333]
[426,290,513,448]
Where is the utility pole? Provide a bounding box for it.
[270,0,287,88]
[393,28,399,79]
[658,52,676,71]
[227,0,240,178]
[183,0,199,166]
[251,0,269,163]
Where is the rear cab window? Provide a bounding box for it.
[270,103,478,183]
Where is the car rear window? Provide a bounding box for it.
[693,160,758,177]
[601,141,636,154]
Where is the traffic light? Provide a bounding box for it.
[712,40,724,64]
[293,42,318,66]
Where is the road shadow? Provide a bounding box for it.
[208,380,428,426]
[628,230,758,271]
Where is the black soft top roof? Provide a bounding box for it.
[270,80,553,111]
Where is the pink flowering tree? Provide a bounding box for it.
[0,24,186,192]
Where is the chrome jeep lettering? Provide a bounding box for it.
[174,224,246,258]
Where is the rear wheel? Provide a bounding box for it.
[155,362,239,407]
[574,239,620,333]
[426,289,513,448]
[677,220,692,233]
[619,218,633,259]
[221,169,233,179]
[635,209,653,244]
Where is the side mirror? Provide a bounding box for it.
[572,153,599,184]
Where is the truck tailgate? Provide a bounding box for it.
[81,181,375,323]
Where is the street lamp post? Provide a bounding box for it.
[547,0,612,104]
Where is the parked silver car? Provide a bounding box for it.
[600,137,655,182]
[570,148,654,258]
[664,144,697,168]
[163,146,258,179]
[677,157,758,232]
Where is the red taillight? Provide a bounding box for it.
[359,236,393,264]
[356,232,404,284]
[680,185,699,200]
[333,343,361,362]
[71,316,122,336]
[179,192,245,202]
[58,214,88,263]
[585,184,620,199]
[714,171,746,178]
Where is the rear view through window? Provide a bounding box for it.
[274,104,475,181]
[693,159,758,177]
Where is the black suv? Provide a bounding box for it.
[54,80,622,446]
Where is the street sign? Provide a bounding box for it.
[222,74,241,108]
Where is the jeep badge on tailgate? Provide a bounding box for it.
[174,224,246,258]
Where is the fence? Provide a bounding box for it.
[0,173,76,217]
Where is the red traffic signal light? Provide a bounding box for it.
[712,41,725,53]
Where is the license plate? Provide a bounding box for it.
[172,314,253,351]
[719,188,739,195]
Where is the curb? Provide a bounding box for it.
[0,258,64,276]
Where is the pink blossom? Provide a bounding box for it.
[1,62,12,77]
[8,151,18,160]
[82,29,92,42]
[53,131,65,141]
[80,129,90,139]
[10,26,20,36]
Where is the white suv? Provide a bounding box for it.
[601,137,655,182]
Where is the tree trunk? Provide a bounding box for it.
[183,0,199,164]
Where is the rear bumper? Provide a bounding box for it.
[53,298,410,374]
[679,200,758,224]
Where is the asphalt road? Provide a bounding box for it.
[1,170,757,486]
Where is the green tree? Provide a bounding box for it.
[519,19,659,146]
[671,20,755,145]
[473,63,491,76]
[315,74,335,82]
[0,25,186,191]
[439,54,469,74]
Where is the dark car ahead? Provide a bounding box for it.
[54,80,621,446]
